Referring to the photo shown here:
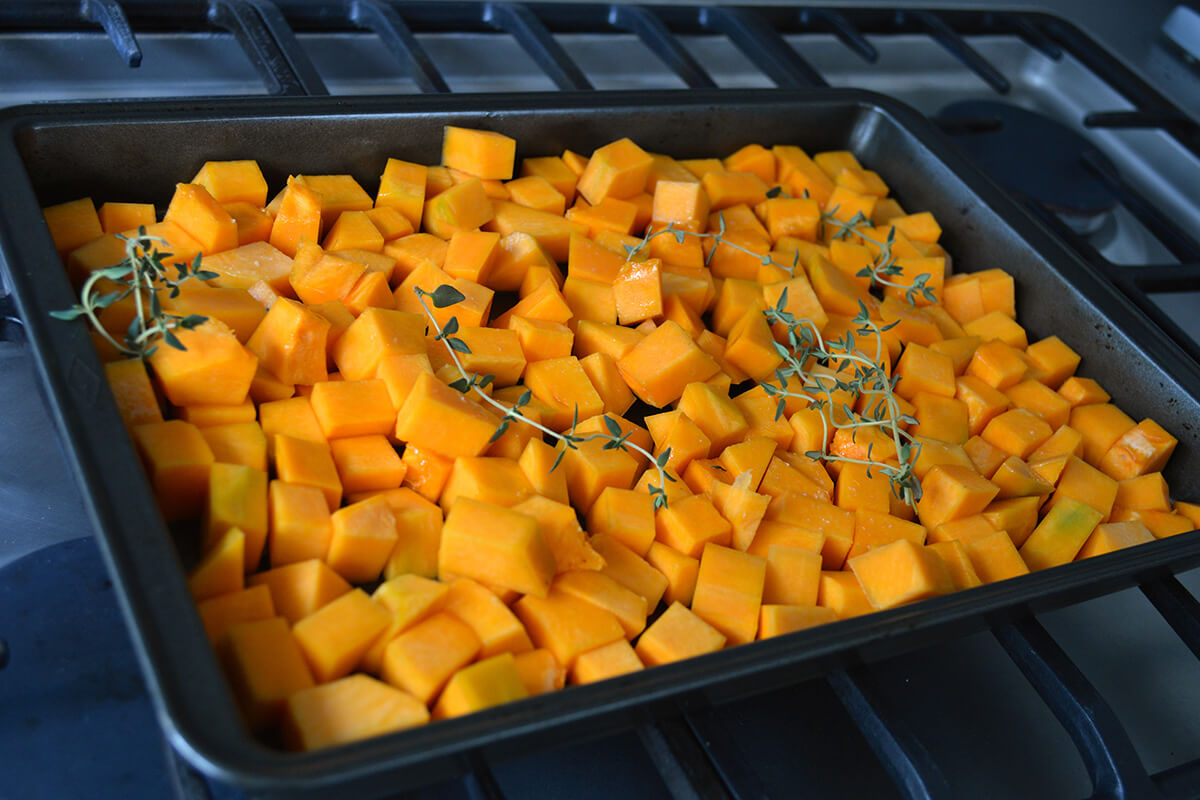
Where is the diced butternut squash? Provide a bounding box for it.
[221,616,315,730]
[636,601,725,666]
[283,673,428,750]
[439,498,556,597]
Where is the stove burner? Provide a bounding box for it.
[937,100,1118,229]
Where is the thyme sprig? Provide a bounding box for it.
[620,206,930,506]
[821,210,937,306]
[762,293,923,506]
[414,284,677,510]
[51,227,216,358]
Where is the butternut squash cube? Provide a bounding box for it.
[283,673,429,751]
[561,439,640,514]
[520,356,604,432]
[690,543,767,646]
[395,373,500,458]
[274,434,342,511]
[618,321,719,408]
[817,571,874,619]
[197,584,276,645]
[915,464,999,530]
[926,540,983,591]
[205,463,268,570]
[981,496,1041,547]
[438,498,555,598]
[654,493,732,558]
[1099,419,1178,481]
[645,542,700,607]
[567,639,644,685]
[164,183,238,254]
[329,435,405,495]
[636,601,726,666]
[268,480,332,567]
[585,486,655,556]
[433,652,528,720]
[246,297,331,386]
[440,456,535,511]
[192,159,268,207]
[554,570,648,639]
[43,196,104,257]
[440,577,533,658]
[188,527,245,602]
[1077,521,1155,559]
[514,590,624,668]
[589,533,669,609]
[292,588,391,684]
[132,419,214,521]
[1020,497,1104,571]
[847,539,954,610]
[981,408,1053,459]
[758,605,837,638]
[221,616,314,731]
[148,319,257,407]
[762,544,822,606]
[269,178,322,258]
[248,558,350,625]
[330,307,426,383]
[442,125,516,180]
[962,530,1030,583]
[894,343,956,400]
[381,612,481,704]
[376,158,428,228]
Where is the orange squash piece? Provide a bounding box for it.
[847,539,954,610]
[283,673,429,751]
[381,611,481,704]
[268,480,332,567]
[188,527,246,602]
[197,584,276,645]
[395,373,500,458]
[247,558,350,625]
[132,419,215,521]
[292,588,391,683]
[915,464,1000,530]
[438,498,555,598]
[205,463,269,570]
[164,183,238,254]
[689,543,767,646]
[221,616,314,731]
[636,601,726,666]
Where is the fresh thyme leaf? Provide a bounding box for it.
[489,419,511,443]
[446,337,471,354]
[449,377,471,393]
[49,307,87,321]
[603,415,622,437]
[430,284,466,308]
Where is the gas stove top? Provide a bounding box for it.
[2,3,1200,799]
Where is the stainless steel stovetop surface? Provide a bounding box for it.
[2,3,1200,797]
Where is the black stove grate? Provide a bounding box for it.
[3,4,1200,800]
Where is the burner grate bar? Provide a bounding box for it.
[206,0,309,95]
[1123,264,1200,293]
[1041,17,1200,159]
[608,4,716,89]
[348,0,450,93]
[681,704,772,800]
[698,6,828,89]
[795,8,878,63]
[1023,200,1200,367]
[991,11,1063,61]
[827,667,952,800]
[894,9,1010,94]
[638,716,735,800]
[993,618,1159,800]
[80,0,142,67]
[1151,758,1200,800]
[243,0,328,94]
[1141,576,1200,664]
[1079,150,1200,263]
[482,2,592,90]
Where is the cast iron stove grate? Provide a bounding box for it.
[2,4,1200,800]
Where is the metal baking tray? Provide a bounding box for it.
[2,90,1198,798]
